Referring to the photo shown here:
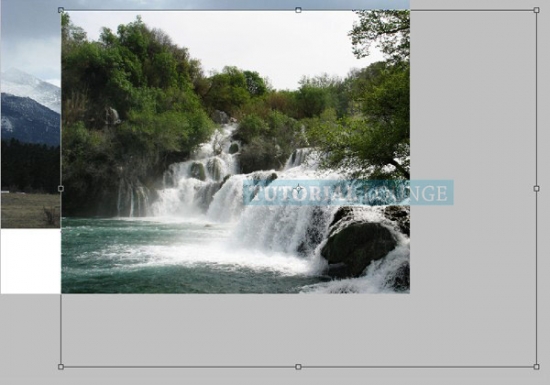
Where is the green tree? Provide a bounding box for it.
[234,114,268,143]
[236,111,305,173]
[243,70,268,97]
[204,67,250,114]
[296,84,330,118]
[61,12,87,46]
[1,139,60,193]
[315,11,412,179]
[349,10,410,63]
[308,63,409,179]
[61,16,217,215]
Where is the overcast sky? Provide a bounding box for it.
[0,0,409,89]
[1,0,62,85]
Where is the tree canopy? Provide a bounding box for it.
[349,10,410,63]
[308,10,410,179]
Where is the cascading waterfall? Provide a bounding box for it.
[141,124,409,293]
[151,123,239,217]
[284,148,313,170]
[64,122,409,293]
[116,178,151,217]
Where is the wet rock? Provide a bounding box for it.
[194,182,222,211]
[385,261,410,291]
[211,110,229,124]
[296,207,326,256]
[220,175,231,188]
[383,205,410,237]
[326,263,352,279]
[105,106,121,126]
[321,222,397,278]
[329,206,354,228]
[190,162,206,181]
[245,172,278,202]
[228,142,239,154]
[206,158,223,181]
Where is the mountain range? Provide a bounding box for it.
[1,69,60,147]
[1,68,61,113]
[1,93,60,147]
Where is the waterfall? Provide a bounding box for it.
[116,178,151,217]
[149,125,336,246]
[151,137,344,258]
[284,148,313,170]
[151,124,239,217]
[117,180,123,216]
[145,123,409,292]
[206,170,277,223]
[129,186,134,217]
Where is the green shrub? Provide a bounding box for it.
[233,114,268,144]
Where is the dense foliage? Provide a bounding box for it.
[1,139,60,193]
[62,14,216,214]
[307,10,410,179]
[307,61,410,178]
[61,10,409,215]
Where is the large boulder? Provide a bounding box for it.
[243,172,278,203]
[211,110,229,124]
[189,162,206,181]
[105,106,121,126]
[328,206,354,229]
[296,207,327,256]
[228,142,239,154]
[383,205,410,236]
[195,181,222,211]
[322,220,397,279]
[206,158,223,181]
[385,261,410,292]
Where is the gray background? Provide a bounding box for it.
[1,0,549,383]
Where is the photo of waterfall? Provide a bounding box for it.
[61,10,410,293]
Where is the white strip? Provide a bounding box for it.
[0,230,61,294]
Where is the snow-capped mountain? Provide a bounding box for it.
[1,93,60,147]
[1,68,61,114]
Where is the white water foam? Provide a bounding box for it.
[151,124,239,217]
[74,230,321,277]
[300,241,410,294]
[144,123,409,293]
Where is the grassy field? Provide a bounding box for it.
[1,193,61,228]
